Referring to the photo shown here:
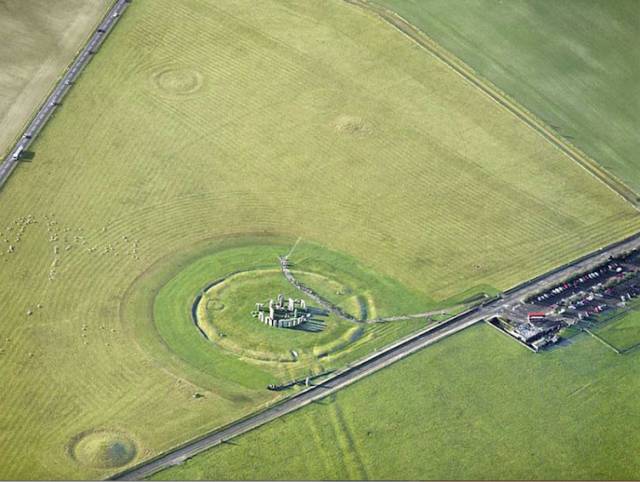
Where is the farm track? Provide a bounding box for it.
[0,0,130,190]
[111,231,640,480]
[344,0,640,208]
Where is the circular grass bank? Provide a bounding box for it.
[195,269,361,363]
[120,236,438,393]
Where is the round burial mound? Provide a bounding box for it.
[69,430,136,469]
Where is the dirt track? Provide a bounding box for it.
[280,255,467,323]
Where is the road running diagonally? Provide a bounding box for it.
[0,0,130,190]
[112,232,640,481]
[1,1,638,479]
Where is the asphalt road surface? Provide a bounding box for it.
[112,231,640,480]
[0,0,130,190]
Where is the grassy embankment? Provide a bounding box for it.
[149,241,432,384]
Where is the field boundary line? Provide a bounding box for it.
[582,328,621,354]
[109,308,484,480]
[344,0,639,209]
[501,230,640,296]
[483,319,537,353]
[109,228,640,480]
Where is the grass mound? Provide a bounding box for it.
[70,430,136,469]
[333,115,371,135]
[2,0,640,478]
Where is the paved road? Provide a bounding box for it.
[0,0,130,190]
[112,231,640,480]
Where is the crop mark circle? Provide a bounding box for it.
[152,67,204,96]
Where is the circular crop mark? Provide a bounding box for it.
[152,67,204,96]
[69,430,137,469]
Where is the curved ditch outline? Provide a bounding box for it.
[190,268,262,341]
[189,268,363,363]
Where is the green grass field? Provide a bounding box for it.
[1,0,639,478]
[152,323,640,480]
[0,0,111,156]
[147,240,430,385]
[593,300,640,352]
[373,0,640,193]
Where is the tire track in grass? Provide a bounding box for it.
[299,409,340,479]
[327,400,370,480]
